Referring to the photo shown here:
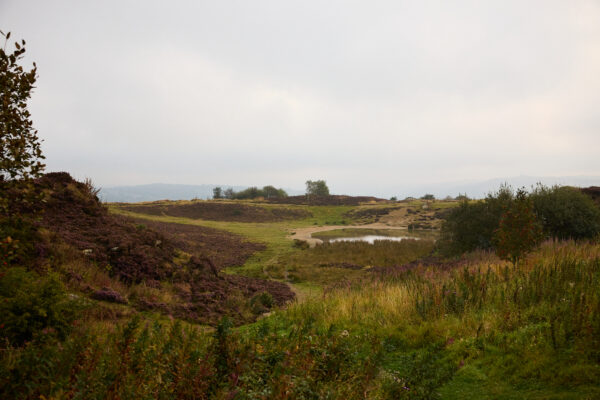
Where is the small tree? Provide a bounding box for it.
[1,31,45,209]
[212,186,222,199]
[1,32,45,265]
[421,194,435,200]
[305,180,329,197]
[494,189,542,265]
[224,188,234,199]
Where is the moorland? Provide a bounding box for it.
[2,171,600,399]
[2,32,600,399]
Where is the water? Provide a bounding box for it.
[329,235,419,244]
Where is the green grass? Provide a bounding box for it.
[109,204,364,292]
[2,239,600,398]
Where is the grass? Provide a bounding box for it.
[3,240,599,398]
[6,199,596,398]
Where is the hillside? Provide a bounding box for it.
[2,177,600,399]
[14,173,294,325]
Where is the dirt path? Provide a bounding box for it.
[288,223,409,247]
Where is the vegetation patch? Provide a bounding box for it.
[267,194,386,206]
[119,201,311,222]
[129,217,266,270]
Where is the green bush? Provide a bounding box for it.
[438,184,600,256]
[250,291,274,314]
[0,268,84,345]
[438,185,513,255]
[530,185,600,240]
[494,189,543,265]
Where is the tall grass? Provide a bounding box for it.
[2,241,599,398]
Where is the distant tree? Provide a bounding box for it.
[1,31,45,215]
[421,194,435,200]
[224,188,234,199]
[262,185,287,199]
[455,193,470,201]
[212,186,222,199]
[305,180,329,197]
[390,196,397,201]
[494,189,542,265]
[530,184,600,240]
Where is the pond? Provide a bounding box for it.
[311,228,437,244]
[329,235,420,244]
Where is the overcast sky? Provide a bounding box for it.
[2,1,599,197]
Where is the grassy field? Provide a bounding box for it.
[110,202,397,298]
[4,196,599,399]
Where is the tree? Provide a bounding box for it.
[1,31,45,215]
[213,186,222,199]
[421,194,435,200]
[494,189,542,265]
[438,184,514,255]
[305,180,329,197]
[1,32,45,266]
[530,184,600,240]
[224,188,234,199]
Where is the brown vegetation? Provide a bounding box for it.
[267,195,386,206]
[31,172,294,325]
[120,201,310,222]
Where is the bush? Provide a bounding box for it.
[494,189,543,265]
[530,185,600,240]
[0,217,40,267]
[0,268,84,345]
[438,185,513,255]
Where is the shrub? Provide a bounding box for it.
[250,292,274,314]
[0,268,84,345]
[438,185,514,255]
[530,184,600,240]
[494,189,543,265]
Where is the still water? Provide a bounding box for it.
[329,235,419,244]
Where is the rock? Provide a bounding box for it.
[91,287,127,304]
[82,249,93,256]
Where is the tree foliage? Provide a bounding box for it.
[494,189,543,265]
[305,179,329,197]
[438,185,514,255]
[530,185,600,240]
[221,185,287,200]
[0,31,45,215]
[439,183,600,257]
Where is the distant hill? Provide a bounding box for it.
[99,183,303,203]
[394,175,600,199]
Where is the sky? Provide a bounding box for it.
[1,1,599,197]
